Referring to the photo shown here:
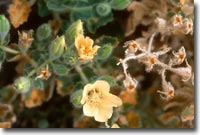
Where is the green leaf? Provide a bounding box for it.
[167,11,176,19]
[46,0,77,12]
[98,76,117,86]
[37,0,51,17]
[96,2,111,16]
[36,23,52,41]
[0,50,5,61]
[96,44,113,60]
[38,119,49,128]
[70,89,83,108]
[111,0,131,10]
[32,79,45,90]
[0,86,17,103]
[178,11,185,18]
[0,15,10,45]
[70,3,114,33]
[96,35,119,46]
[53,64,69,76]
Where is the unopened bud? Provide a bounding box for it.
[14,76,31,93]
[65,20,83,45]
[36,23,52,41]
[49,35,66,60]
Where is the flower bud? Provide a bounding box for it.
[70,90,83,108]
[0,15,10,44]
[96,3,111,16]
[49,35,66,60]
[65,20,83,45]
[36,23,52,41]
[14,76,31,93]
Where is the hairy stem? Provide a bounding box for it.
[75,64,89,83]
[28,60,49,77]
[0,45,19,54]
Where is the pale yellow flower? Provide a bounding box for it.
[111,123,120,128]
[81,80,122,122]
[75,34,100,62]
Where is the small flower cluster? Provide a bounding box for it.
[155,14,193,36]
[118,33,192,100]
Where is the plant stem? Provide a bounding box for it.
[147,32,157,53]
[0,45,19,54]
[75,64,89,83]
[105,122,110,128]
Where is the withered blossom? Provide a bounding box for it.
[124,40,140,54]
[23,88,44,108]
[170,60,192,82]
[157,70,175,100]
[172,14,183,27]
[172,46,186,65]
[138,54,158,72]
[75,34,100,62]
[181,104,194,122]
[35,65,51,80]
[123,74,138,92]
[18,30,34,48]
[8,0,32,28]
[81,80,122,122]
[179,0,185,5]
[181,18,193,35]
[155,17,167,31]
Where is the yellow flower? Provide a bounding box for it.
[111,123,120,128]
[81,80,122,122]
[75,34,100,62]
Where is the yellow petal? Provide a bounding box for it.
[91,45,100,55]
[93,80,110,94]
[75,34,84,49]
[103,93,122,107]
[83,103,98,117]
[81,84,93,104]
[94,105,113,122]
[111,123,120,128]
[85,36,94,49]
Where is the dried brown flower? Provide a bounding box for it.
[8,0,32,28]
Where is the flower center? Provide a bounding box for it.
[87,88,103,104]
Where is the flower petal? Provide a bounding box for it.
[83,103,98,117]
[103,93,122,107]
[85,36,94,49]
[94,105,113,122]
[81,84,93,104]
[93,80,110,94]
